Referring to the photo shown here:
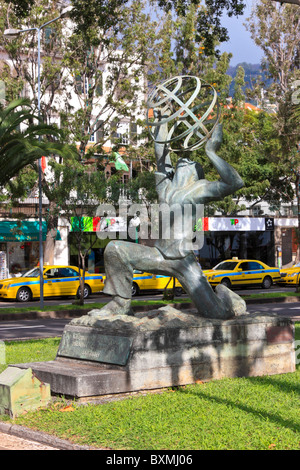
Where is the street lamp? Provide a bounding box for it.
[4,5,73,308]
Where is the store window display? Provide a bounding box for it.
[7,242,41,277]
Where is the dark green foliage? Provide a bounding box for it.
[0,98,74,187]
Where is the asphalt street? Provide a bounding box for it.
[0,286,294,310]
[0,287,299,340]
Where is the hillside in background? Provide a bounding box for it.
[227,62,273,99]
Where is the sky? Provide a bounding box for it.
[219,0,264,66]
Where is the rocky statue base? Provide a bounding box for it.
[14,306,295,399]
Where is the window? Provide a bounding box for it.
[74,76,89,95]
[239,262,263,271]
[239,262,249,271]
[252,205,263,217]
[44,267,78,278]
[89,128,95,142]
[44,268,58,278]
[130,122,138,144]
[214,261,238,271]
[95,73,103,96]
[95,121,104,142]
[111,120,129,145]
[44,27,56,46]
[22,267,40,278]
[247,262,263,270]
[75,75,83,94]
[58,268,78,277]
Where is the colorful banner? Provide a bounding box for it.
[71,217,127,232]
[196,217,274,232]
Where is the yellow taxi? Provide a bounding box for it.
[203,258,280,289]
[0,265,105,302]
[277,263,300,286]
[131,270,184,296]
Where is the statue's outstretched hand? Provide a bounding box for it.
[205,123,223,153]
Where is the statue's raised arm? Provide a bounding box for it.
[199,123,244,203]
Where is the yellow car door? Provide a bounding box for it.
[56,267,80,295]
[238,261,263,286]
[43,268,62,297]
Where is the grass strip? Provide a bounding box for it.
[0,325,299,450]
[242,290,300,300]
[0,297,191,315]
[0,289,300,316]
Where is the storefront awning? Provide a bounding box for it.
[0,221,61,242]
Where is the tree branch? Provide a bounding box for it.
[271,0,300,6]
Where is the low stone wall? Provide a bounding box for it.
[13,306,296,398]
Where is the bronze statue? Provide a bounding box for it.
[88,76,247,319]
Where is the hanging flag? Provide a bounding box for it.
[41,156,47,172]
[111,152,129,171]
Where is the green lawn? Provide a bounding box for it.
[0,324,299,450]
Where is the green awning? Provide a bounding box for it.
[0,221,61,242]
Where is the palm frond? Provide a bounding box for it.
[0,98,76,187]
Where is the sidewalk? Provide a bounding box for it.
[0,431,59,450]
[0,422,94,450]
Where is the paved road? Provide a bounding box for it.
[0,299,299,341]
[0,286,295,310]
[0,318,70,340]
[247,301,300,321]
[0,286,298,341]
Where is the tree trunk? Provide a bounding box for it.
[44,209,59,265]
[79,251,86,306]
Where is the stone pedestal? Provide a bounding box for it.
[0,367,51,417]
[14,306,296,398]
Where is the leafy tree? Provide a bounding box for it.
[61,0,159,159]
[0,0,79,262]
[4,0,299,57]
[246,0,300,255]
[47,159,107,304]
[0,98,73,187]
[0,0,162,262]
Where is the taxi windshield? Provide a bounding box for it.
[213,261,239,271]
[22,267,40,278]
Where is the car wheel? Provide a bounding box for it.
[132,282,139,296]
[220,278,231,289]
[16,287,32,302]
[77,284,91,299]
[175,287,184,296]
[262,276,272,289]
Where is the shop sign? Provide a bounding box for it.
[71,216,127,232]
[0,221,48,241]
[195,217,274,232]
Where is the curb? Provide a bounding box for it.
[0,298,300,321]
[0,308,90,322]
[0,302,195,321]
[245,296,300,304]
[0,421,99,450]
